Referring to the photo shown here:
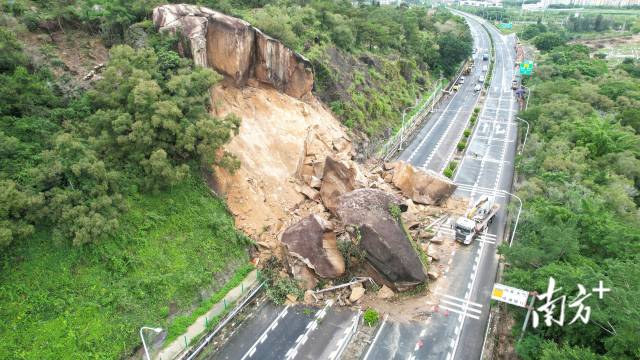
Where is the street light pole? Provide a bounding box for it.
[524,85,533,110]
[515,117,530,155]
[399,98,420,151]
[500,189,522,248]
[140,326,163,360]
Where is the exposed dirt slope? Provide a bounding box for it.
[209,81,347,245]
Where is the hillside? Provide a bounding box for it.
[0,1,473,358]
[498,43,640,359]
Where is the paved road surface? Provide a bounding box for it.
[398,16,490,174]
[205,299,357,360]
[365,10,519,360]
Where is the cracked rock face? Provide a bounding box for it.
[281,214,345,279]
[337,188,426,289]
[152,4,314,98]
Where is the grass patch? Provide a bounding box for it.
[0,172,249,359]
[165,263,254,343]
[444,167,454,179]
[363,308,380,327]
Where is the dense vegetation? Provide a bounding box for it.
[461,5,640,37]
[502,44,640,359]
[3,0,472,141]
[0,26,240,248]
[1,176,250,358]
[1,6,248,358]
[238,1,472,138]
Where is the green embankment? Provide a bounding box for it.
[0,173,250,359]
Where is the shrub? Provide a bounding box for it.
[443,167,453,178]
[389,204,402,220]
[363,308,380,327]
[463,129,471,138]
[457,140,467,151]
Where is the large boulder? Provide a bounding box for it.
[319,156,367,214]
[391,161,457,205]
[152,4,314,98]
[281,214,345,279]
[337,188,426,289]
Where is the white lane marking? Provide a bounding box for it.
[284,300,333,360]
[362,314,388,360]
[329,311,361,360]
[441,300,482,315]
[241,306,290,360]
[441,294,484,309]
[407,78,467,163]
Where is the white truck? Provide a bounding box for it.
[454,195,500,244]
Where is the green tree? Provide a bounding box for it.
[438,33,472,75]
[534,33,565,52]
[0,28,28,72]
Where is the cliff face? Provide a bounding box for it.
[152,4,313,98]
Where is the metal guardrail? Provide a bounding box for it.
[180,282,265,360]
[379,80,444,162]
[380,58,471,162]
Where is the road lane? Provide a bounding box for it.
[398,17,490,173]
[364,9,520,360]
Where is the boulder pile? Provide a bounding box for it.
[276,155,457,293]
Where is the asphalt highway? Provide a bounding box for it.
[398,14,490,173]
[365,10,519,360]
[205,299,357,360]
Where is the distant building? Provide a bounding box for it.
[523,0,638,10]
[459,0,504,7]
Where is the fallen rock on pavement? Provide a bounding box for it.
[391,161,457,205]
[377,285,395,299]
[349,287,366,302]
[428,271,439,281]
[337,188,427,290]
[281,214,345,281]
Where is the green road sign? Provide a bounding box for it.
[499,23,513,29]
[520,60,534,76]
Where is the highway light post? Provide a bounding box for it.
[515,117,530,155]
[140,326,163,360]
[399,99,420,151]
[524,85,533,110]
[501,190,522,248]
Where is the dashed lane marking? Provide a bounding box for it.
[241,306,290,360]
[284,300,334,360]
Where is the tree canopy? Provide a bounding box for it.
[0,29,240,248]
[503,43,640,360]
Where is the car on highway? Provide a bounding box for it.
[458,76,465,84]
[482,65,488,72]
[453,84,460,92]
[478,75,485,83]
[482,52,489,61]
[473,47,477,54]
[474,84,482,92]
